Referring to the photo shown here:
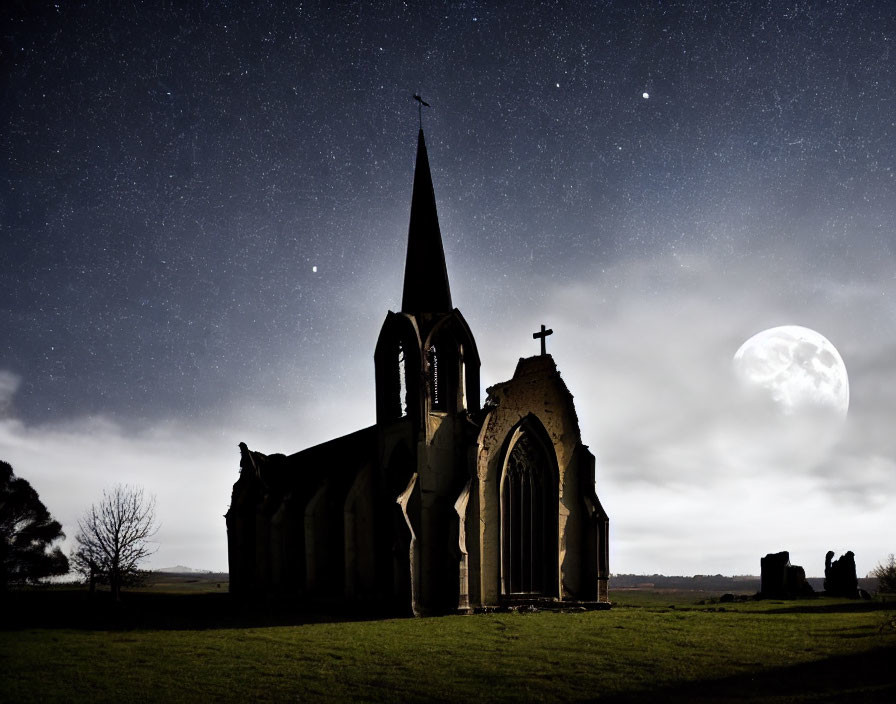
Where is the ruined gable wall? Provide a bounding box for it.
[474,356,590,604]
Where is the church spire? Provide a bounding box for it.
[401,129,452,314]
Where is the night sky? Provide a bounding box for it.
[2,1,894,576]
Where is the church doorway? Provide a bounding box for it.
[500,422,558,597]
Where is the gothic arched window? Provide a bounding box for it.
[501,429,558,596]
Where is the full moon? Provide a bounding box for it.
[732,325,849,419]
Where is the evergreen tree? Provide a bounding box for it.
[0,460,69,589]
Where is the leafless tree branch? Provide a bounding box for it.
[72,484,158,600]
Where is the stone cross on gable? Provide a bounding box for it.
[533,324,553,356]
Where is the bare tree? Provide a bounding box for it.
[73,484,158,600]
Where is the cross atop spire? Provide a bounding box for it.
[413,94,430,129]
[400,129,452,314]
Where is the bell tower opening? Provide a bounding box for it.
[428,343,445,411]
[374,314,420,425]
[459,345,467,411]
[398,341,408,418]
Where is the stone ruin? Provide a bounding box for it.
[759,549,863,599]
[824,550,859,598]
[759,551,814,598]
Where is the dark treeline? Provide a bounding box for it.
[611,574,879,593]
[612,574,761,591]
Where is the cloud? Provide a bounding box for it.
[0,362,379,573]
[0,411,231,571]
[0,371,20,416]
[1,243,894,578]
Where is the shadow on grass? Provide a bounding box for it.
[601,646,896,703]
[0,589,394,631]
[758,600,894,616]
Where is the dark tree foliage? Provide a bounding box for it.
[0,460,70,589]
[73,484,158,601]
[871,554,896,594]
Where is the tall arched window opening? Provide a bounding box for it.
[501,429,557,596]
[428,344,445,411]
[459,346,467,411]
[397,341,408,418]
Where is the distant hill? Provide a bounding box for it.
[143,569,228,590]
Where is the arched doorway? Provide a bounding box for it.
[500,422,558,597]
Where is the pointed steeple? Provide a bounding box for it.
[401,129,452,314]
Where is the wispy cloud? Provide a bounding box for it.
[0,371,21,416]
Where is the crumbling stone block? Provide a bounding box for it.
[760,551,813,598]
[824,550,858,598]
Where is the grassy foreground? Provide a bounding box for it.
[1,591,894,703]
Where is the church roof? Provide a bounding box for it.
[401,129,452,314]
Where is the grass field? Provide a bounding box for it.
[1,589,894,703]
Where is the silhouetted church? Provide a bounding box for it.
[226,129,609,614]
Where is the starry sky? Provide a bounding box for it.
[2,1,894,577]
